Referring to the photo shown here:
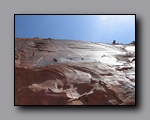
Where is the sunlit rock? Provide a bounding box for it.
[15,38,135,105]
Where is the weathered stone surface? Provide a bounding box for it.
[15,38,135,105]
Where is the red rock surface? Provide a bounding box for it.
[15,38,135,105]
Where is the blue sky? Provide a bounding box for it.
[15,15,135,44]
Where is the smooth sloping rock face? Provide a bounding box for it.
[15,38,135,105]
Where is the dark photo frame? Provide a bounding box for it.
[14,14,136,106]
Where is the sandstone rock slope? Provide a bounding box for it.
[15,38,135,105]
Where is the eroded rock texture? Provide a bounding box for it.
[15,38,135,105]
